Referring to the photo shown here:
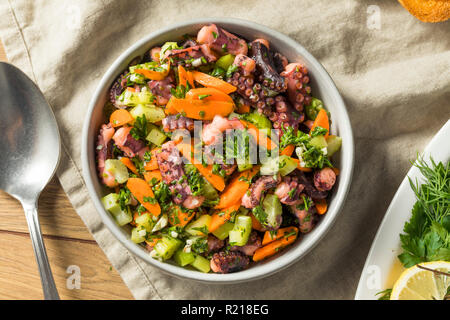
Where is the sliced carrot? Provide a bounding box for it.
[310,108,329,138]
[215,166,260,209]
[291,158,313,172]
[250,213,265,232]
[236,103,250,114]
[120,157,138,175]
[186,71,195,88]
[143,170,162,183]
[191,71,237,94]
[143,148,160,171]
[239,120,277,150]
[165,97,178,115]
[280,144,295,156]
[134,61,170,81]
[167,205,196,227]
[209,202,241,232]
[126,178,161,216]
[178,65,195,88]
[176,143,225,191]
[332,167,340,176]
[126,87,136,92]
[110,109,134,127]
[253,233,298,262]
[169,97,234,120]
[262,226,298,246]
[315,199,328,215]
[185,87,233,102]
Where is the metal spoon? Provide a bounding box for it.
[0,62,60,300]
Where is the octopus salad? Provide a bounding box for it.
[98,24,342,274]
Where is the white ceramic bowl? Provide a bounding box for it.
[82,18,354,283]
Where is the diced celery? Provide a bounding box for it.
[326,135,342,156]
[131,226,147,243]
[244,111,271,130]
[238,161,253,172]
[237,207,249,216]
[211,221,234,240]
[101,193,121,214]
[153,236,182,260]
[185,215,212,236]
[278,155,298,176]
[101,193,132,226]
[173,249,195,267]
[160,42,182,58]
[118,90,155,106]
[309,136,328,149]
[104,159,129,184]
[151,214,168,233]
[262,194,282,229]
[228,112,241,120]
[146,127,167,146]
[305,97,326,120]
[190,255,211,273]
[216,54,235,70]
[114,209,133,226]
[202,180,219,200]
[228,215,252,246]
[130,104,165,123]
[134,212,155,232]
[128,73,146,85]
[260,155,296,176]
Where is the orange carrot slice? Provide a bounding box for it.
[176,143,225,191]
[253,233,298,262]
[169,97,234,120]
[191,71,237,94]
[120,157,138,175]
[143,170,162,183]
[110,109,134,127]
[178,65,195,88]
[168,205,196,227]
[134,61,170,81]
[262,226,298,246]
[315,199,328,215]
[310,108,329,138]
[185,87,233,102]
[215,166,260,209]
[143,148,160,171]
[126,178,161,216]
[209,202,241,232]
[145,237,161,247]
[280,144,295,156]
[239,120,277,150]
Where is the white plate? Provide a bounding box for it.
[355,119,450,300]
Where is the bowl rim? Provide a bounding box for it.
[82,17,354,284]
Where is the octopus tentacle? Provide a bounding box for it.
[281,62,312,112]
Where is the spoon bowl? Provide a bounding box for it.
[0,62,60,299]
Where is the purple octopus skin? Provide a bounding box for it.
[273,52,289,73]
[207,235,225,253]
[250,41,287,93]
[281,63,312,112]
[109,71,128,107]
[268,95,304,137]
[230,231,262,256]
[162,115,195,133]
[96,123,115,177]
[296,171,328,199]
[197,24,248,56]
[290,204,317,234]
[241,175,281,209]
[122,134,147,155]
[274,175,305,205]
[164,45,217,67]
[210,251,250,274]
[148,75,175,106]
[314,167,337,192]
[156,141,205,209]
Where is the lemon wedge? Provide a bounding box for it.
[391,261,450,300]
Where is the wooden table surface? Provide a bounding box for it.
[0,41,133,300]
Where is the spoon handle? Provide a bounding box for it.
[22,202,60,300]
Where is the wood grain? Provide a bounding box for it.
[0,40,133,299]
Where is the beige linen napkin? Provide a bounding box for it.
[1,0,449,299]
